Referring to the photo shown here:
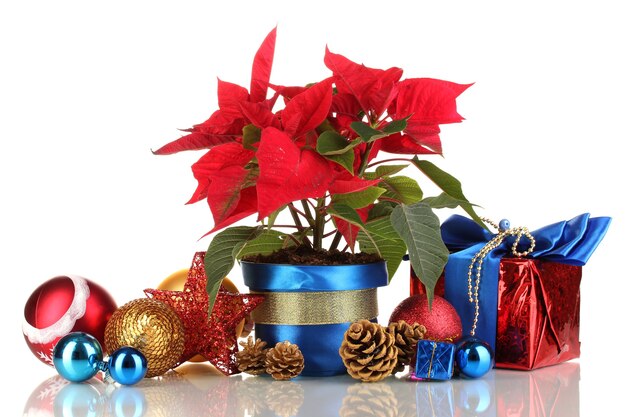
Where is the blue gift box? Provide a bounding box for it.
[413,340,455,381]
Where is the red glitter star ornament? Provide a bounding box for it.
[145,252,264,375]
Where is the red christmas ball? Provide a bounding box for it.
[389,294,463,342]
[22,275,117,366]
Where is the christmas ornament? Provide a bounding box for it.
[412,339,455,381]
[235,336,268,375]
[339,320,398,382]
[455,337,494,379]
[265,341,305,380]
[104,298,185,378]
[389,294,462,342]
[53,332,148,386]
[387,320,427,373]
[145,251,264,375]
[158,268,252,341]
[23,275,117,366]
[108,346,148,386]
[52,332,102,383]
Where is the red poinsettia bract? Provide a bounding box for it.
[154,27,470,236]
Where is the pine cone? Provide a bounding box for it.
[387,320,427,374]
[339,320,398,382]
[340,383,399,417]
[235,336,268,375]
[265,341,305,380]
[266,381,305,417]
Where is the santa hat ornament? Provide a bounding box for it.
[23,275,117,366]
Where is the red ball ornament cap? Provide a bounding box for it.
[22,275,90,346]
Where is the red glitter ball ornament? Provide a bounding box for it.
[22,275,117,366]
[389,294,462,342]
[145,252,264,375]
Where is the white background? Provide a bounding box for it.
[1,1,623,415]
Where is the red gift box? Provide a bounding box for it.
[411,258,582,370]
[495,258,581,370]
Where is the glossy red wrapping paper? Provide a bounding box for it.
[496,258,581,370]
[410,258,582,370]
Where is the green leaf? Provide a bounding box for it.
[364,164,409,180]
[379,176,423,204]
[350,121,388,143]
[242,124,261,150]
[390,203,448,307]
[358,216,406,280]
[204,226,263,314]
[382,117,409,134]
[316,119,335,133]
[375,164,409,177]
[327,204,366,227]
[324,150,355,174]
[317,131,361,155]
[412,157,486,228]
[265,206,285,229]
[234,230,285,260]
[421,193,480,209]
[367,201,397,220]
[332,186,386,209]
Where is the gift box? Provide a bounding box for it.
[441,213,610,370]
[412,339,455,381]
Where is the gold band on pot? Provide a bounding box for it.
[251,288,379,325]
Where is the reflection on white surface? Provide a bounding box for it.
[23,362,580,417]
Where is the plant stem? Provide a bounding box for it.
[312,198,326,251]
[323,229,338,238]
[357,142,374,177]
[366,158,414,168]
[300,200,316,228]
[329,231,343,250]
[263,225,300,229]
[285,234,302,247]
[288,205,312,247]
[288,203,307,219]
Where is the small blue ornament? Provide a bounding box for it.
[108,347,147,386]
[53,332,103,383]
[498,219,511,231]
[455,337,494,379]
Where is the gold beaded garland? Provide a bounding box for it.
[467,218,536,336]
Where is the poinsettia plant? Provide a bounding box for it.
[154,28,483,311]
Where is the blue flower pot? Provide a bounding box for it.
[242,261,388,377]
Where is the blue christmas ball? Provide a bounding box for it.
[498,219,511,230]
[108,347,147,386]
[53,332,102,383]
[455,337,494,379]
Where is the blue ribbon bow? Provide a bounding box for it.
[442,213,611,350]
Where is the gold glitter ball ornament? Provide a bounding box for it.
[104,298,185,378]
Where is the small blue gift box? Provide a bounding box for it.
[412,340,455,381]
